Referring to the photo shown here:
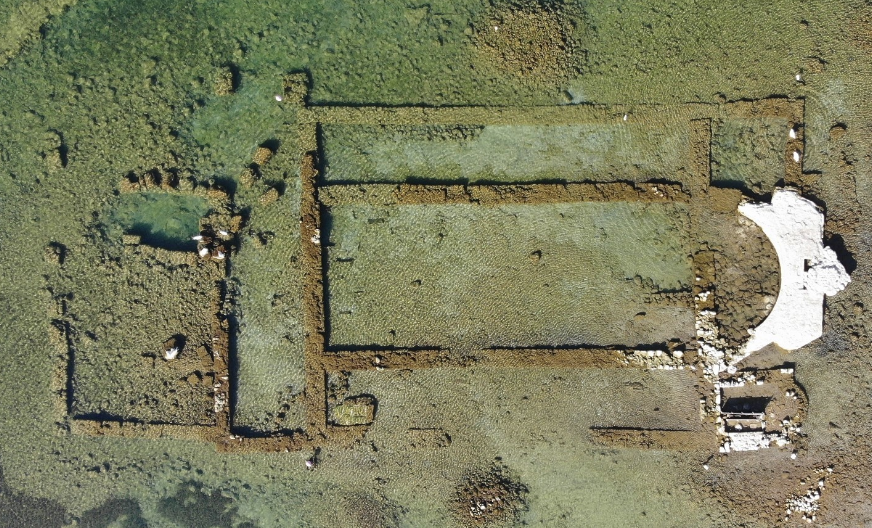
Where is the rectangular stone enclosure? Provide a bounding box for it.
[324,201,694,350]
[56,90,805,451]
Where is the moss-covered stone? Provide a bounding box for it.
[329,396,376,426]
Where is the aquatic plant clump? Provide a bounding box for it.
[472,0,583,84]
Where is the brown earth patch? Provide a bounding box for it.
[848,5,872,51]
[472,0,582,85]
[714,215,781,348]
[694,450,824,527]
[319,182,688,207]
[453,463,528,527]
[590,427,718,451]
[336,492,403,528]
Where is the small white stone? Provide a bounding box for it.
[214,251,226,260]
[192,235,203,241]
[793,150,801,163]
[795,73,802,82]
[164,347,180,360]
[623,114,628,121]
[198,247,210,258]
[275,94,284,102]
[789,128,797,139]
[791,452,797,460]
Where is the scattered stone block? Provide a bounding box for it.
[330,396,376,426]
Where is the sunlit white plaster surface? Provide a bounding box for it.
[738,188,850,356]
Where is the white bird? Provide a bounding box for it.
[164,347,180,360]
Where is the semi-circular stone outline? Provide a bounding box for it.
[736,188,850,357]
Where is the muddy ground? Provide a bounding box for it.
[2,0,872,527]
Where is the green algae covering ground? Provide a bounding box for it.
[321,123,689,184]
[107,193,210,251]
[325,202,693,349]
[2,0,872,526]
[231,169,309,434]
[711,117,791,196]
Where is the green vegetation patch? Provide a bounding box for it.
[157,481,257,528]
[712,117,790,195]
[325,201,694,349]
[321,123,687,184]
